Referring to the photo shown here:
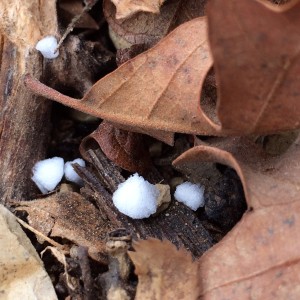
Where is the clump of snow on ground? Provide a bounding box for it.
[174,182,205,211]
[64,158,86,185]
[31,157,64,194]
[112,173,159,219]
[35,36,59,59]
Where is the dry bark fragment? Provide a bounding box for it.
[0,38,51,203]
[0,0,57,203]
[75,149,214,258]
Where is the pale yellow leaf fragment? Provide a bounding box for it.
[129,239,199,300]
[111,0,165,19]
[0,204,57,300]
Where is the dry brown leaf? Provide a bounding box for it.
[104,0,182,46]
[171,0,207,29]
[110,0,165,19]
[16,192,115,262]
[173,134,300,298]
[112,123,175,145]
[104,0,206,49]
[207,0,300,134]
[80,120,153,173]
[25,17,218,136]
[129,239,199,300]
[0,204,57,300]
[24,1,300,139]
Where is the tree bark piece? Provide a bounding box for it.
[75,149,214,257]
[0,0,58,204]
[0,37,52,204]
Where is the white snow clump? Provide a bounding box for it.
[174,182,205,211]
[112,173,159,219]
[35,36,59,59]
[64,158,86,185]
[31,157,64,194]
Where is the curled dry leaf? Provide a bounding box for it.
[24,17,218,136]
[105,0,206,47]
[16,192,116,262]
[171,0,207,29]
[24,1,300,140]
[80,121,153,173]
[207,0,300,134]
[129,239,199,300]
[110,0,166,19]
[173,134,300,298]
[113,122,175,145]
[104,0,181,47]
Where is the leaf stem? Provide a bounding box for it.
[24,74,84,111]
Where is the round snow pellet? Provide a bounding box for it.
[35,36,59,59]
[64,158,86,185]
[112,173,159,219]
[174,182,205,211]
[31,157,64,194]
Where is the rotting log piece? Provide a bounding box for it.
[0,37,51,204]
[74,149,215,258]
[0,0,58,204]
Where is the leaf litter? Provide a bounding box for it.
[7,0,300,298]
[0,204,57,300]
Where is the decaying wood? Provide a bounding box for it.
[0,38,52,204]
[0,0,116,204]
[0,1,59,203]
[74,149,214,257]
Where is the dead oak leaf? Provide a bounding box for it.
[104,0,182,48]
[105,0,205,47]
[110,0,165,19]
[24,1,300,139]
[129,239,199,300]
[207,0,300,135]
[16,192,117,263]
[80,120,153,173]
[173,134,300,298]
[25,17,219,137]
